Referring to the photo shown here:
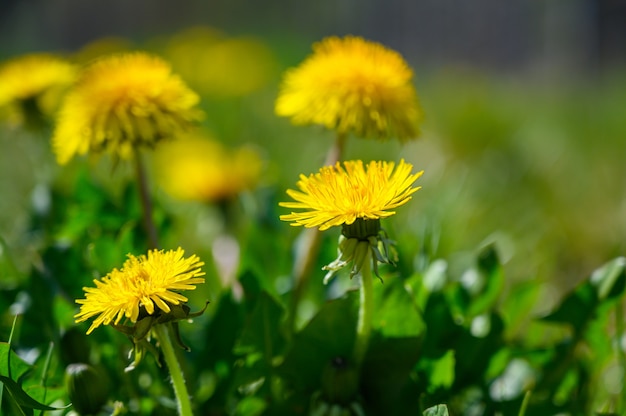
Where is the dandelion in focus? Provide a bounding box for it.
[275,36,423,142]
[52,52,203,165]
[74,247,205,335]
[280,159,422,281]
[280,159,423,366]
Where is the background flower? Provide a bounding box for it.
[275,36,423,141]
[52,52,203,165]
[280,159,423,230]
[153,131,263,203]
[0,53,76,127]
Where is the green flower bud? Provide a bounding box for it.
[65,363,109,415]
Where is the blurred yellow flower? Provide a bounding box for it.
[0,53,76,126]
[154,132,263,202]
[165,26,276,97]
[72,36,132,64]
[52,52,203,165]
[275,36,423,141]
[75,247,205,335]
[279,159,423,230]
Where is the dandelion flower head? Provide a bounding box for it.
[52,52,203,165]
[275,36,423,141]
[154,132,263,202]
[165,27,276,97]
[0,53,76,124]
[280,159,423,230]
[75,247,205,335]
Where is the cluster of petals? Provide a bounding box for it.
[75,248,205,335]
[275,36,422,141]
[52,52,203,164]
[280,159,423,230]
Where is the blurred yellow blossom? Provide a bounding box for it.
[0,53,76,127]
[72,36,132,64]
[75,247,205,335]
[275,36,423,141]
[165,26,276,97]
[153,132,263,202]
[52,52,203,165]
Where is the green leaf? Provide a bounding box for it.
[361,336,422,415]
[467,244,504,317]
[423,404,449,416]
[280,292,358,392]
[0,375,67,411]
[234,395,267,416]
[540,281,597,329]
[234,291,285,361]
[0,342,32,382]
[590,257,626,301]
[373,277,425,338]
[428,350,455,390]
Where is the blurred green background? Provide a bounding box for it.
[1,0,626,310]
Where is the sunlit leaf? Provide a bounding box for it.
[423,404,449,416]
[373,277,425,338]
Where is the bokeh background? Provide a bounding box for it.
[2,0,626,311]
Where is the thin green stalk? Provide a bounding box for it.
[133,148,159,249]
[517,390,531,416]
[616,299,626,414]
[153,324,192,416]
[38,342,54,416]
[353,249,374,367]
[324,132,347,166]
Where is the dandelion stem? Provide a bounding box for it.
[154,324,192,416]
[353,249,373,366]
[133,148,159,249]
[324,132,347,166]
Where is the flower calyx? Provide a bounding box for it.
[322,218,397,284]
[112,300,209,371]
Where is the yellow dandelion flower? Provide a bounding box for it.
[279,159,423,231]
[75,247,205,335]
[165,27,276,97]
[275,36,423,141]
[52,52,203,165]
[0,53,76,125]
[153,132,263,202]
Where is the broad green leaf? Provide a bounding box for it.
[429,350,455,390]
[280,292,358,392]
[423,404,449,416]
[540,281,596,330]
[500,280,540,337]
[234,291,285,360]
[0,342,32,382]
[0,375,68,411]
[373,277,425,338]
[361,336,422,415]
